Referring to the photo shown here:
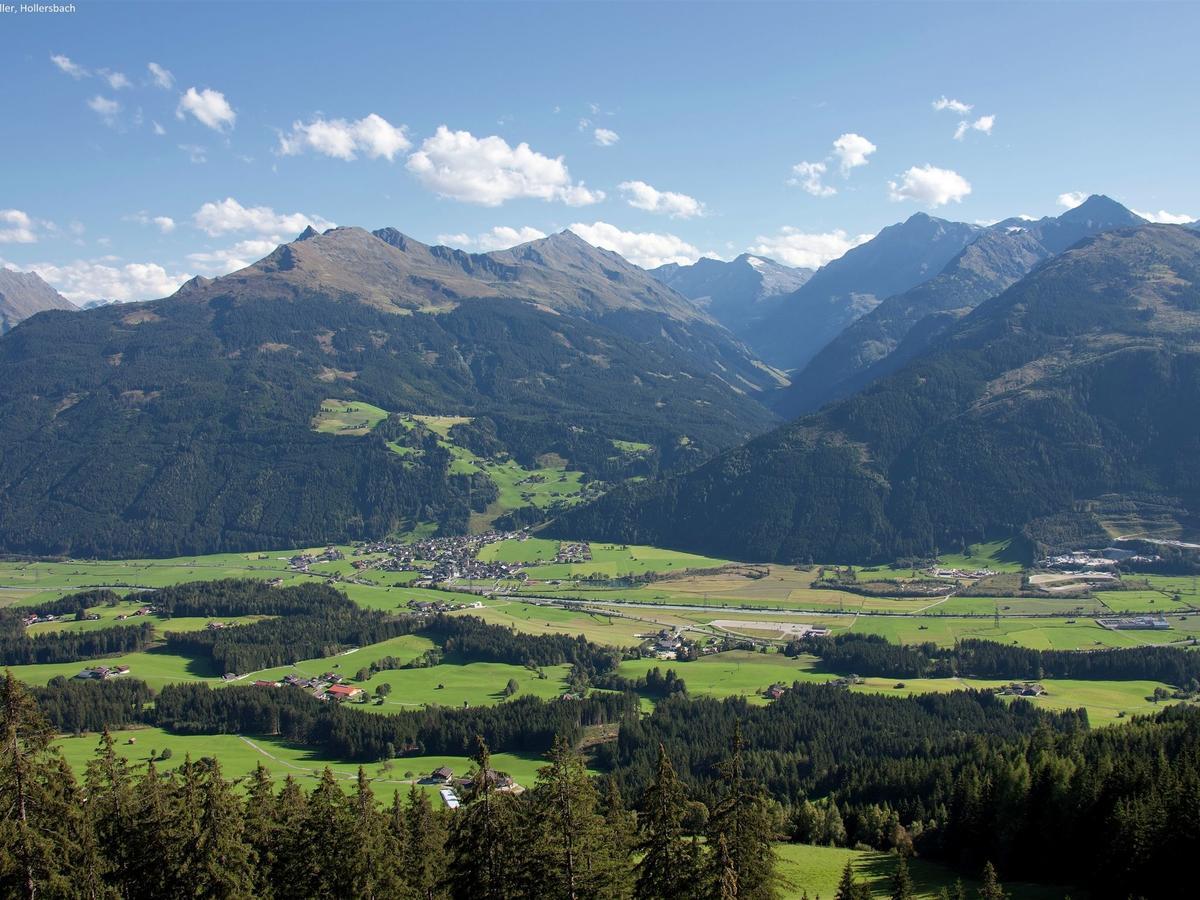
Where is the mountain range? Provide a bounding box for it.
[0,268,75,334]
[0,227,778,558]
[777,195,1148,416]
[649,253,813,336]
[740,213,983,373]
[554,224,1200,563]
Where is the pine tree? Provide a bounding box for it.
[83,729,135,893]
[717,833,739,899]
[978,862,1007,900]
[635,743,702,900]
[832,860,869,900]
[402,783,447,900]
[706,723,778,900]
[346,768,402,900]
[446,735,518,900]
[193,759,256,898]
[271,775,312,900]
[242,763,279,898]
[890,855,914,900]
[303,768,354,898]
[123,761,175,900]
[0,670,67,900]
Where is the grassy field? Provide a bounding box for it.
[774,843,1066,899]
[52,726,557,803]
[617,650,1185,722]
[311,399,390,435]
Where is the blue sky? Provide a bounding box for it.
[3,0,1198,303]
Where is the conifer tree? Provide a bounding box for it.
[890,854,914,900]
[635,743,702,900]
[83,729,135,893]
[194,759,255,898]
[402,783,446,900]
[717,833,739,900]
[446,735,518,900]
[706,722,778,900]
[978,862,1007,900]
[242,763,279,898]
[346,768,402,900]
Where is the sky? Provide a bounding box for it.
[2,0,1199,304]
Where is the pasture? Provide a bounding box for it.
[311,400,390,435]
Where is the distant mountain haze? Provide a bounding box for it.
[554,225,1200,564]
[649,253,813,336]
[777,195,1148,416]
[0,268,75,333]
[742,213,982,372]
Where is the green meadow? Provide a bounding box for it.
[774,843,1065,899]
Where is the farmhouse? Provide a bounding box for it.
[764,683,787,700]
[326,684,364,701]
[430,766,454,783]
[1097,616,1171,631]
[75,665,131,680]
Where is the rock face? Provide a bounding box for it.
[741,213,982,372]
[776,196,1148,416]
[0,225,780,558]
[554,225,1200,564]
[649,253,813,336]
[0,269,75,333]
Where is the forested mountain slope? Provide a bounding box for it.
[0,228,778,558]
[554,225,1200,563]
[777,195,1147,416]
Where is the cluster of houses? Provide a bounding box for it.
[555,542,592,564]
[927,566,997,579]
[996,682,1048,697]
[288,547,346,572]
[248,670,367,702]
[75,664,131,680]
[406,598,484,614]
[364,532,529,585]
[426,765,523,809]
[1097,615,1172,631]
[115,606,154,621]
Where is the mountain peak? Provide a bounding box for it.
[1060,194,1144,225]
[296,225,321,241]
[0,268,76,333]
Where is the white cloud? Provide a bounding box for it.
[747,227,874,269]
[50,54,87,78]
[87,95,120,126]
[187,238,280,275]
[192,198,335,237]
[889,164,972,207]
[407,126,604,206]
[0,209,38,244]
[1132,208,1195,224]
[831,133,876,174]
[566,221,707,268]
[153,121,166,136]
[954,114,995,141]
[788,161,836,197]
[147,62,174,90]
[617,181,705,218]
[933,96,973,115]
[100,70,131,90]
[593,127,620,147]
[278,113,410,161]
[176,87,236,131]
[437,226,548,252]
[1057,191,1088,209]
[154,216,175,233]
[23,259,191,304]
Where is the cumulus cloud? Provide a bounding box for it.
[1057,191,1088,209]
[954,114,995,141]
[192,198,335,237]
[21,259,191,304]
[436,226,548,252]
[176,87,236,131]
[50,54,87,78]
[128,212,177,233]
[788,161,836,197]
[747,227,874,269]
[831,133,877,174]
[407,127,603,206]
[617,181,705,218]
[933,96,973,115]
[889,164,972,207]
[593,127,620,147]
[87,95,121,126]
[186,238,280,275]
[178,144,207,164]
[278,113,411,161]
[1133,208,1195,224]
[147,62,174,90]
[566,221,707,268]
[0,209,38,244]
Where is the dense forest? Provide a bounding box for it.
[555,226,1200,564]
